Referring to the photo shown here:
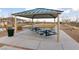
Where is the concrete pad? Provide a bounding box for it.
[0,29,79,50]
[12,39,40,49]
[0,29,41,49]
[38,35,62,50]
[0,36,15,44]
[0,36,40,49]
[38,41,62,50]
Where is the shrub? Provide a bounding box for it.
[17,25,22,30]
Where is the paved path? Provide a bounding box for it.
[0,29,79,50]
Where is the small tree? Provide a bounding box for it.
[1,18,8,30]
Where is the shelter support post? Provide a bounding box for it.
[14,16,17,33]
[32,18,33,28]
[54,18,55,23]
[54,18,56,26]
[57,15,60,43]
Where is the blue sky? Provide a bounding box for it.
[59,8,79,18]
[0,8,26,17]
[0,0,78,22]
[0,0,79,18]
[0,8,79,17]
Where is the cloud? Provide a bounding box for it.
[0,9,2,17]
[0,9,2,12]
[0,0,78,9]
[25,8,34,10]
[72,8,79,11]
[58,8,70,13]
[63,9,71,14]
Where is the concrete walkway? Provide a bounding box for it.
[0,29,79,50]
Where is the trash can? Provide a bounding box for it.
[7,27,14,37]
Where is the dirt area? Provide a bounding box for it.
[60,24,79,43]
[0,31,7,37]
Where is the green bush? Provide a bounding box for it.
[17,25,22,30]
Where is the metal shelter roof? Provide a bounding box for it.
[12,8,63,19]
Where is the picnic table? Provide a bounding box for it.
[31,27,56,36]
[40,29,56,36]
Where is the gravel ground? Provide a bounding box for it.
[60,24,79,43]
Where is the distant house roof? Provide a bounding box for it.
[12,8,63,19]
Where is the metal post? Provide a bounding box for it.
[54,18,55,23]
[32,18,33,28]
[14,16,17,33]
[54,18,56,25]
[57,15,60,43]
